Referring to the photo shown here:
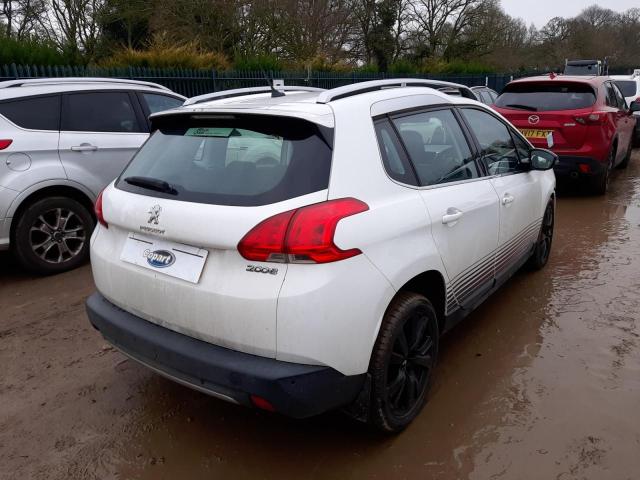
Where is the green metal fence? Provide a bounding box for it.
[0,64,520,97]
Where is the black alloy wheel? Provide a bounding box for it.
[368,292,439,433]
[527,199,554,270]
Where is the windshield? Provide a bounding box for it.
[564,64,599,76]
[116,115,333,206]
[495,82,597,111]
[614,80,638,98]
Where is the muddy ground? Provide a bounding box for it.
[2,153,640,480]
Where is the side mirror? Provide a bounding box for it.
[630,101,640,113]
[530,148,557,170]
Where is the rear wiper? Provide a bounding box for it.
[503,103,538,111]
[124,176,178,195]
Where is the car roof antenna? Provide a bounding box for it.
[262,71,285,98]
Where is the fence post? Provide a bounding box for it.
[212,69,217,92]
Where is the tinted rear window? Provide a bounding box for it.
[614,80,638,98]
[495,82,597,111]
[116,115,333,207]
[63,92,142,132]
[0,95,60,130]
[142,93,184,114]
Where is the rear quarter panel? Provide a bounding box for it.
[276,99,449,376]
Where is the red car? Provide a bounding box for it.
[493,75,637,194]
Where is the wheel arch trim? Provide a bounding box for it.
[7,180,96,240]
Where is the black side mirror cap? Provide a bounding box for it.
[530,148,557,170]
[630,101,640,113]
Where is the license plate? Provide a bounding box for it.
[120,233,208,284]
[519,129,553,139]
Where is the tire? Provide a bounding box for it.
[617,139,633,169]
[591,147,614,195]
[12,196,94,275]
[368,292,439,433]
[526,199,554,271]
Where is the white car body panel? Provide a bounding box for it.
[419,179,499,310]
[94,185,329,358]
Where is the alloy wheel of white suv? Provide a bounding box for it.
[86,80,557,433]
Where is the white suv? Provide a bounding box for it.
[86,79,556,432]
[0,78,185,273]
[611,71,640,146]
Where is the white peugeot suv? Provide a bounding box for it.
[86,79,556,433]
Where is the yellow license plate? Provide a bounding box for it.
[519,129,553,139]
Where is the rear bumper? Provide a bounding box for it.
[85,292,365,418]
[554,155,605,179]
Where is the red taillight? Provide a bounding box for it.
[0,139,12,150]
[237,209,295,262]
[95,190,108,228]
[574,112,606,125]
[250,395,276,412]
[578,163,591,174]
[238,198,369,264]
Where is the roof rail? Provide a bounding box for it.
[184,86,326,105]
[315,79,476,103]
[0,77,172,91]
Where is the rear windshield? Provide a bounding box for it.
[614,80,638,98]
[116,115,333,206]
[495,82,597,112]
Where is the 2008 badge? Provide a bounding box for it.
[246,265,278,275]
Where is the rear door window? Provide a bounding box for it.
[612,83,628,109]
[63,92,143,133]
[117,115,333,207]
[495,82,597,111]
[391,109,479,186]
[605,83,618,108]
[614,80,638,98]
[0,95,60,130]
[479,91,493,104]
[142,93,184,114]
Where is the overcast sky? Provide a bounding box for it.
[501,0,639,28]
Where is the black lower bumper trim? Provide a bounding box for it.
[554,155,605,178]
[85,293,365,418]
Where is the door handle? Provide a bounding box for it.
[502,193,515,206]
[71,143,98,152]
[442,208,463,225]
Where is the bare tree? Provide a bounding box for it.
[37,0,105,60]
[2,0,14,36]
[407,0,484,59]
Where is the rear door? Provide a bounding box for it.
[460,107,541,278]
[391,107,500,309]
[58,90,149,196]
[494,81,596,151]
